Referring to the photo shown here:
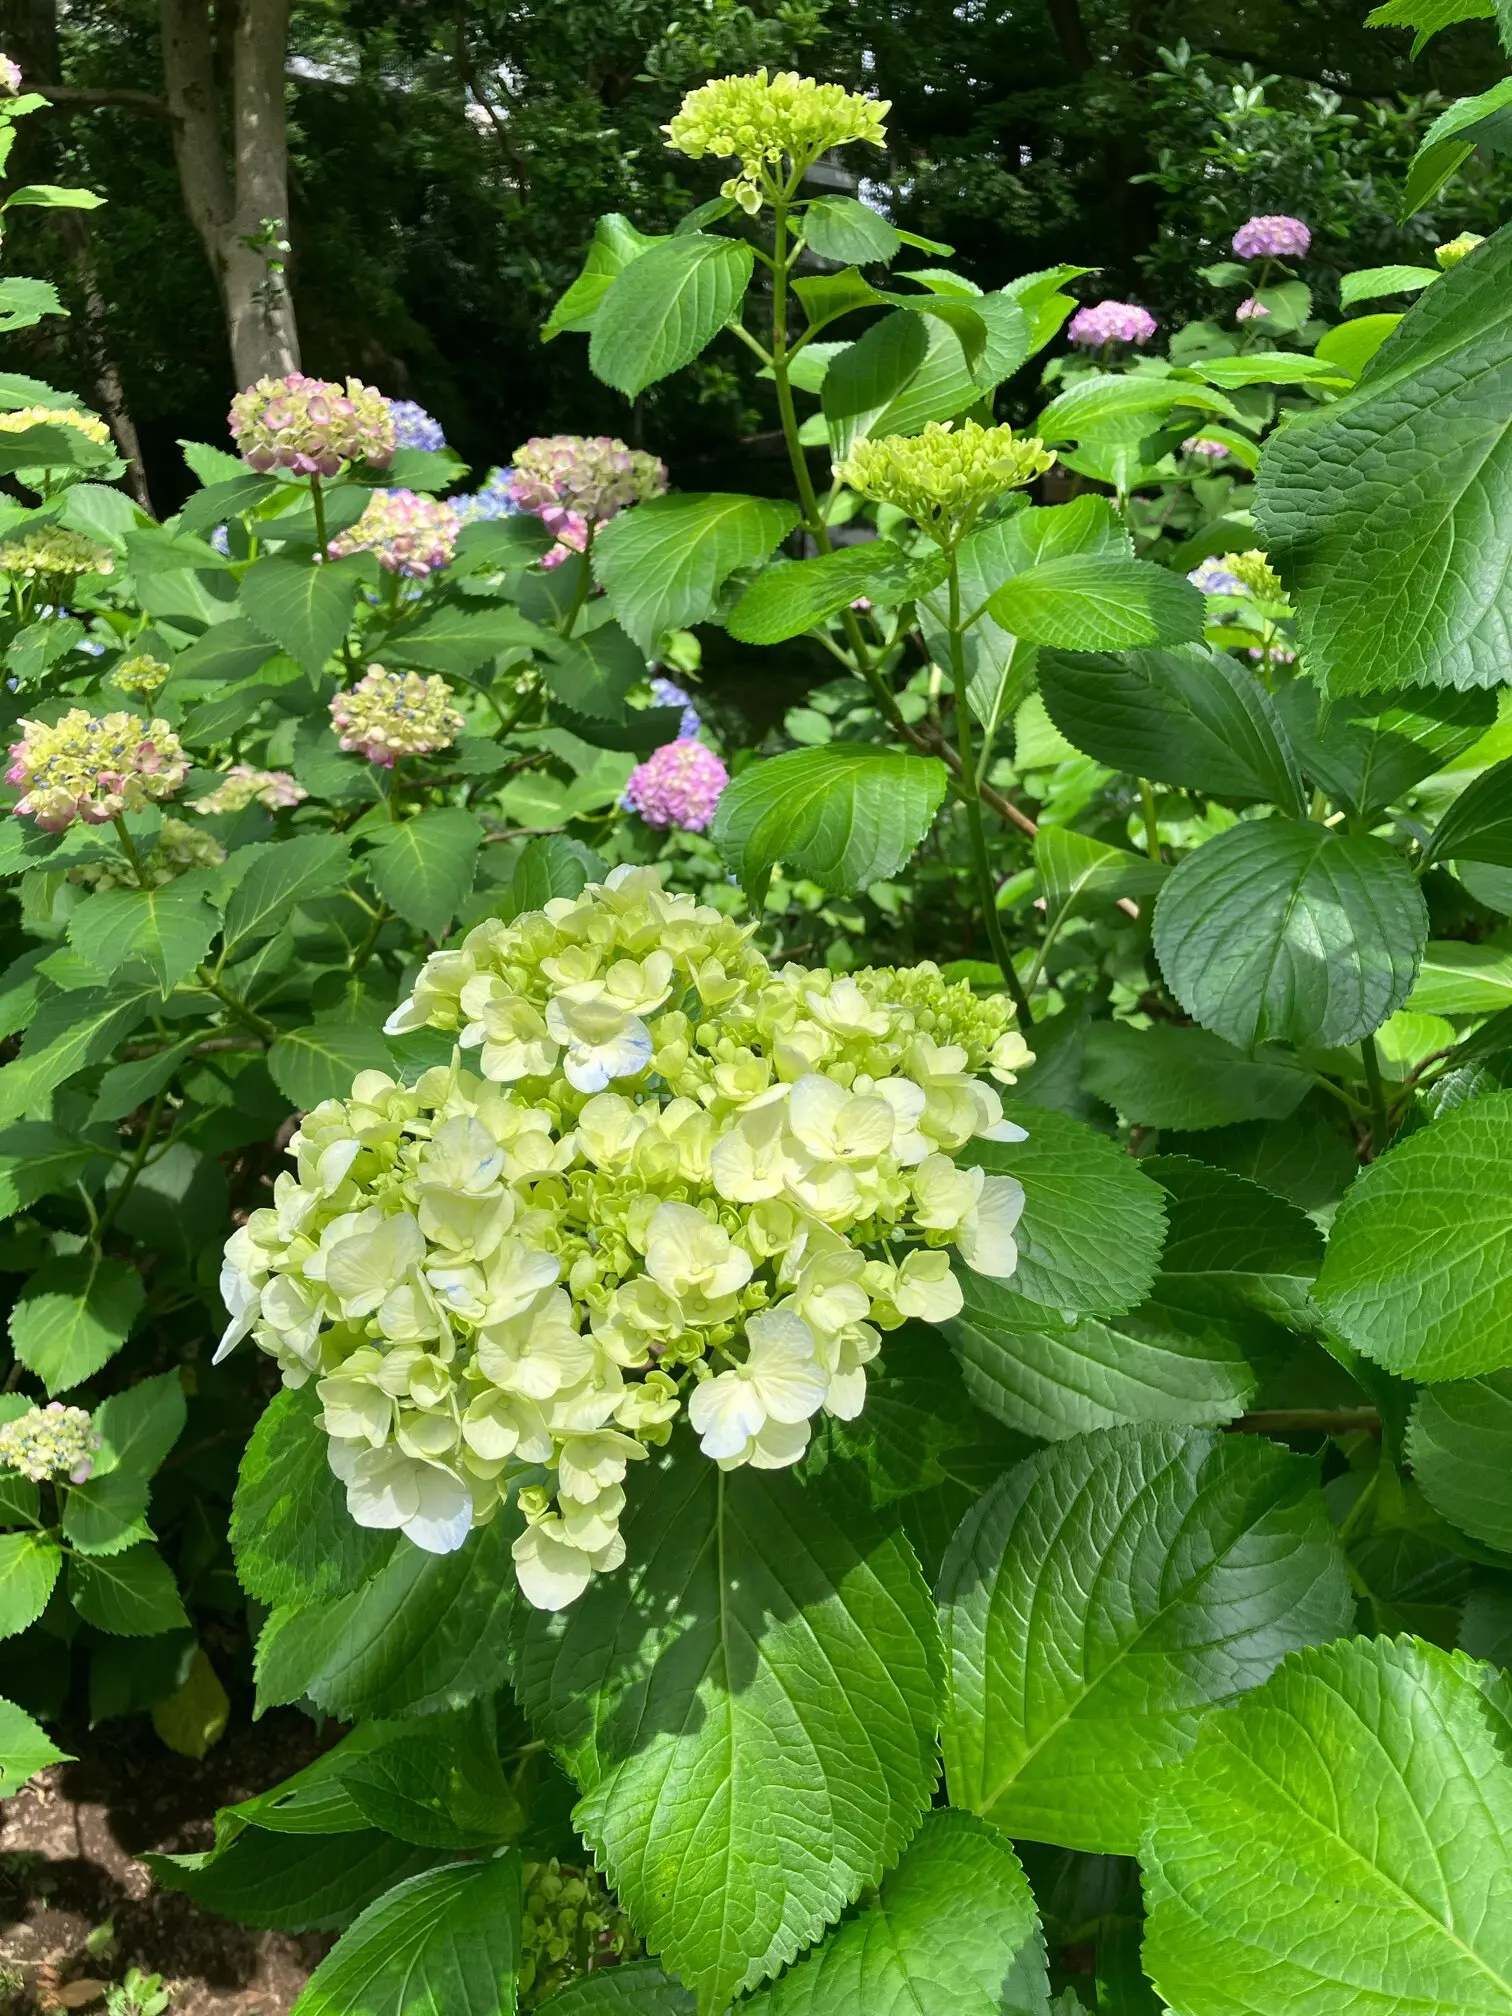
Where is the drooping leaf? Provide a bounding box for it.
[1408,1370,1512,1549]
[711,745,949,908]
[1314,1089,1512,1379]
[1152,819,1426,1050]
[986,557,1204,654]
[232,1386,394,1609]
[0,1696,69,1795]
[363,809,483,940]
[240,554,365,676]
[802,195,902,266]
[593,493,799,654]
[1034,829,1165,916]
[513,1443,942,2012]
[543,212,667,340]
[1257,227,1512,694]
[539,622,645,722]
[1080,1022,1312,1131]
[1141,1637,1512,2016]
[289,1856,521,2016]
[1367,0,1495,58]
[1403,78,1512,214]
[0,1533,62,1639]
[10,1254,145,1394]
[740,1811,1049,2016]
[590,234,754,397]
[939,1427,1351,1853]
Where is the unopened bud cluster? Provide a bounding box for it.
[192,766,307,816]
[1436,232,1484,269]
[519,1860,637,2006]
[329,666,464,767]
[229,373,395,477]
[69,815,225,892]
[665,70,888,213]
[835,420,1054,543]
[329,488,460,578]
[112,653,171,702]
[0,527,113,581]
[8,709,187,831]
[0,1402,100,1484]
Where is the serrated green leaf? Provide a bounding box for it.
[268,1023,395,1110]
[801,195,901,265]
[711,744,949,907]
[89,1036,201,1125]
[62,1371,186,1557]
[821,312,930,457]
[589,234,754,397]
[221,831,352,956]
[1425,754,1512,868]
[10,1254,144,1393]
[384,603,543,679]
[68,1541,188,1636]
[594,493,800,654]
[987,557,1203,653]
[168,615,280,687]
[1340,263,1442,306]
[363,809,482,940]
[741,1810,1049,2016]
[255,1522,517,1720]
[68,878,220,996]
[0,1533,62,1639]
[1037,644,1306,811]
[1367,0,1494,57]
[241,553,364,675]
[0,1695,69,1795]
[540,1964,694,2016]
[728,541,943,645]
[1273,679,1493,819]
[0,982,156,1125]
[501,835,601,920]
[939,1427,1351,1853]
[146,1829,439,1935]
[231,1385,394,1609]
[1314,1089,1512,1379]
[1408,1370,1512,1549]
[1033,829,1165,917]
[1080,1022,1311,1130]
[0,1121,105,1219]
[513,1443,942,2011]
[290,1857,520,2016]
[339,1707,522,1850]
[1152,819,1426,1050]
[1408,939,1512,1015]
[1141,1636,1512,2016]
[1036,373,1238,444]
[540,621,644,722]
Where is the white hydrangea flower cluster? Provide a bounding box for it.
[218,867,1031,1610]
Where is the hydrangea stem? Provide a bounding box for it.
[308,472,330,561]
[1361,1033,1390,1156]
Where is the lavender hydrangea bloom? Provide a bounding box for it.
[448,467,520,523]
[1188,557,1245,596]
[1066,301,1157,347]
[387,400,447,454]
[1181,437,1229,460]
[649,676,701,740]
[622,740,729,831]
[1232,215,1310,260]
[1235,296,1270,323]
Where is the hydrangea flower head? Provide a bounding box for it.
[1188,556,1245,596]
[623,739,728,831]
[1181,437,1229,460]
[229,373,395,477]
[330,665,464,767]
[0,54,23,97]
[386,399,447,453]
[0,1402,99,1484]
[1232,215,1310,260]
[0,406,110,450]
[112,652,171,701]
[192,766,308,816]
[665,71,888,214]
[1066,301,1157,347]
[1436,232,1484,270]
[219,866,1033,1609]
[8,710,187,830]
[834,420,1054,543]
[69,815,225,892]
[509,436,667,527]
[649,675,701,739]
[0,527,113,581]
[449,467,519,524]
[1226,549,1286,600]
[328,488,460,578]
[1235,296,1270,323]
[521,1860,638,2004]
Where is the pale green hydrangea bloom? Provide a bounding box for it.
[0,1401,100,1483]
[665,70,888,213]
[219,867,1032,1610]
[1436,232,1483,270]
[112,653,171,702]
[1224,549,1288,603]
[69,815,226,892]
[0,526,114,582]
[835,421,1055,544]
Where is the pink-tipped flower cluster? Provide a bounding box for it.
[193,766,308,816]
[1232,215,1310,260]
[0,1402,99,1484]
[509,436,668,528]
[1235,296,1270,323]
[0,54,22,97]
[7,709,187,832]
[229,373,395,477]
[328,488,460,578]
[330,665,464,768]
[1066,301,1157,348]
[1181,437,1230,460]
[622,739,728,832]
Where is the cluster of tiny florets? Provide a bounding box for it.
[0,405,110,450]
[1067,301,1157,347]
[68,814,226,891]
[0,1402,99,1484]
[1181,436,1229,460]
[229,373,395,477]
[7,710,187,831]
[665,71,888,213]
[1232,214,1310,259]
[649,675,701,740]
[509,436,667,529]
[449,467,519,524]
[519,1861,638,2007]
[835,420,1054,542]
[1436,232,1484,269]
[0,526,113,581]
[328,488,460,578]
[218,866,1033,1610]
[0,53,23,96]
[386,399,447,453]
[622,740,728,832]
[111,652,171,701]
[330,666,464,767]
[192,766,307,816]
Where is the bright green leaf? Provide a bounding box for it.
[146,1829,439,1934]
[240,554,365,675]
[728,541,943,645]
[290,1857,520,2016]
[10,1255,144,1394]
[363,809,482,940]
[68,879,220,996]
[593,493,799,655]
[222,832,352,955]
[1409,1370,1512,1549]
[268,1023,395,1111]
[68,1541,189,1636]
[1080,1022,1312,1130]
[0,1695,69,1795]
[590,234,754,397]
[231,1385,394,1609]
[0,1533,61,1640]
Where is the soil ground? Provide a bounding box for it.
[0,1713,330,2016]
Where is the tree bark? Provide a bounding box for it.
[160,0,298,386]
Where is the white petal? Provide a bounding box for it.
[688,1371,766,1459]
[401,1466,474,1554]
[741,1416,812,1470]
[512,1523,593,1611]
[959,1173,1026,1278]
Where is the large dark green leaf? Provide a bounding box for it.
[289,1857,520,2016]
[513,1443,942,2012]
[240,554,366,675]
[222,832,352,956]
[1424,755,1512,869]
[10,1254,144,1394]
[986,558,1204,654]
[363,809,483,940]
[589,235,754,397]
[231,1386,394,1608]
[146,1829,438,1934]
[1408,1370,1512,1549]
[1080,1022,1312,1131]
[1273,680,1493,819]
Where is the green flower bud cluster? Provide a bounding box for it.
[834,421,1055,544]
[69,815,226,892]
[1436,233,1484,270]
[1224,549,1288,604]
[664,70,888,213]
[0,1401,100,1483]
[519,1860,638,2007]
[112,653,171,702]
[0,526,114,582]
[218,867,1031,1611]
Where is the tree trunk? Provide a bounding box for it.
[160,0,298,387]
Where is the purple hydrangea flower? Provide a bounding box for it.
[1066,301,1157,348]
[1232,215,1310,260]
[649,676,701,740]
[1235,296,1270,323]
[387,400,447,454]
[622,739,729,831]
[1181,437,1229,460]
[448,467,520,523]
[1188,557,1245,596]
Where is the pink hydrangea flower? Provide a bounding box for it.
[539,507,591,570]
[0,54,23,97]
[330,665,464,767]
[8,710,187,831]
[1235,296,1270,323]
[1066,301,1157,348]
[229,373,395,477]
[509,436,668,524]
[328,488,460,578]
[1181,437,1229,459]
[622,740,729,831]
[1232,215,1310,260]
[192,766,308,815]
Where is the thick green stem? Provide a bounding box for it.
[946,556,1034,1026]
[1361,1034,1390,1156]
[195,968,278,1042]
[111,812,148,888]
[309,472,330,561]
